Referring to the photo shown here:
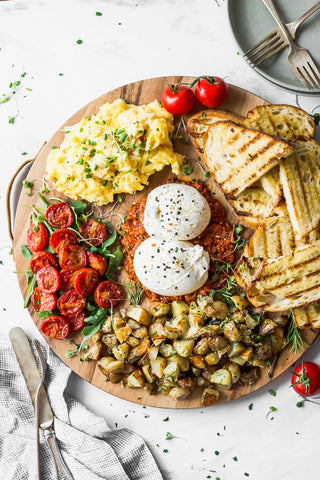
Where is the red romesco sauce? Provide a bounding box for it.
[120,181,235,303]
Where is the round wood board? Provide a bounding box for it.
[13,76,318,408]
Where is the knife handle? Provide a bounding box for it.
[43,427,73,480]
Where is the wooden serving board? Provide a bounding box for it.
[13,76,318,408]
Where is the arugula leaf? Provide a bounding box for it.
[106,245,123,277]
[21,245,33,262]
[24,273,36,308]
[71,200,87,215]
[35,310,52,319]
[100,231,117,248]
[82,307,108,340]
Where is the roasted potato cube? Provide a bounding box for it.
[201,387,220,406]
[210,368,232,386]
[169,386,192,401]
[223,321,242,342]
[198,325,220,337]
[196,295,213,315]
[149,302,171,317]
[142,363,156,383]
[158,378,177,395]
[232,347,253,366]
[171,300,190,317]
[231,295,249,311]
[251,358,267,367]
[165,315,189,339]
[254,342,273,361]
[128,338,151,363]
[101,317,112,334]
[126,335,140,347]
[159,343,176,358]
[259,318,277,336]
[148,345,159,361]
[211,301,229,320]
[267,327,286,353]
[205,352,220,366]
[175,354,190,372]
[186,323,203,339]
[178,376,195,389]
[115,326,132,344]
[189,301,202,316]
[149,322,166,343]
[245,314,260,329]
[91,330,103,343]
[109,372,122,383]
[191,366,202,377]
[104,360,125,373]
[87,341,103,360]
[127,319,141,330]
[132,326,148,339]
[227,342,246,358]
[163,358,180,382]
[190,355,206,369]
[127,368,145,388]
[208,336,229,352]
[101,334,118,349]
[144,383,155,395]
[127,307,151,326]
[193,338,210,355]
[150,356,166,378]
[112,343,130,360]
[240,367,261,385]
[173,339,194,357]
[226,362,241,384]
[97,356,115,375]
[112,316,125,331]
[202,367,218,382]
[188,313,205,326]
[197,377,209,387]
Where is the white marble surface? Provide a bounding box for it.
[1,1,320,479]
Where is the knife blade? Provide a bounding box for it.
[9,327,73,480]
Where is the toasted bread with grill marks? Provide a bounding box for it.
[244,104,316,141]
[280,140,320,240]
[187,109,245,154]
[292,303,320,329]
[260,166,282,201]
[246,240,320,311]
[203,121,294,197]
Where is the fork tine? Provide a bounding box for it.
[243,32,279,58]
[244,35,282,61]
[295,66,313,89]
[304,61,320,88]
[247,38,286,65]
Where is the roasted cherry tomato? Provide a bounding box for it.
[65,310,86,331]
[79,219,107,247]
[291,361,320,397]
[36,266,60,293]
[30,251,59,273]
[27,223,48,252]
[161,84,195,116]
[57,289,86,316]
[94,280,123,309]
[40,315,70,339]
[46,202,74,229]
[59,268,75,292]
[50,228,78,253]
[31,287,57,312]
[86,251,107,276]
[195,76,228,108]
[72,267,100,297]
[58,244,87,270]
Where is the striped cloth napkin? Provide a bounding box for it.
[0,334,163,480]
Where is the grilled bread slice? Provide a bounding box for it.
[280,140,320,240]
[247,240,320,311]
[244,104,316,141]
[203,121,294,197]
[292,303,320,329]
[187,109,245,154]
[260,166,282,201]
[228,182,275,229]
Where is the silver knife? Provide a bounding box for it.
[9,327,73,480]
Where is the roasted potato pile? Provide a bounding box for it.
[88,296,286,406]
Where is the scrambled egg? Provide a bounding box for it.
[46,99,183,205]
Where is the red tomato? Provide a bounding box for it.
[58,244,87,270]
[161,84,195,115]
[65,310,86,331]
[31,287,57,312]
[291,362,320,397]
[50,228,78,253]
[86,251,107,276]
[72,267,100,297]
[94,280,123,309]
[57,289,86,316]
[46,202,74,229]
[36,266,60,293]
[195,76,228,108]
[79,219,107,247]
[40,315,70,340]
[30,251,59,273]
[59,268,75,292]
[27,223,48,252]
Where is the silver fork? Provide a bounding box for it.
[244,1,320,66]
[262,0,320,89]
[34,339,47,480]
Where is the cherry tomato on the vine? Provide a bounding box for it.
[195,76,228,108]
[161,84,195,116]
[291,361,320,397]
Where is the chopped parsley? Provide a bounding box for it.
[76,39,83,44]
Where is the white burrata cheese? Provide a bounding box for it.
[133,237,210,296]
[143,183,211,240]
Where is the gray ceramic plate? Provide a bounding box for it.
[228,0,320,96]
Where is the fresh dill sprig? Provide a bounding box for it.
[285,311,308,354]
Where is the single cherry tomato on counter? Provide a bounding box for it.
[31,287,57,312]
[40,315,70,340]
[30,251,59,273]
[57,289,86,316]
[58,244,87,270]
[94,280,123,309]
[50,228,78,253]
[59,268,75,292]
[46,202,74,229]
[291,361,320,397]
[36,266,60,293]
[161,84,195,116]
[72,267,100,297]
[194,76,228,108]
[27,223,48,252]
[79,218,107,247]
[65,310,86,331]
[86,251,107,276]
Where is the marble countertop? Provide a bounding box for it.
[1,1,320,479]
